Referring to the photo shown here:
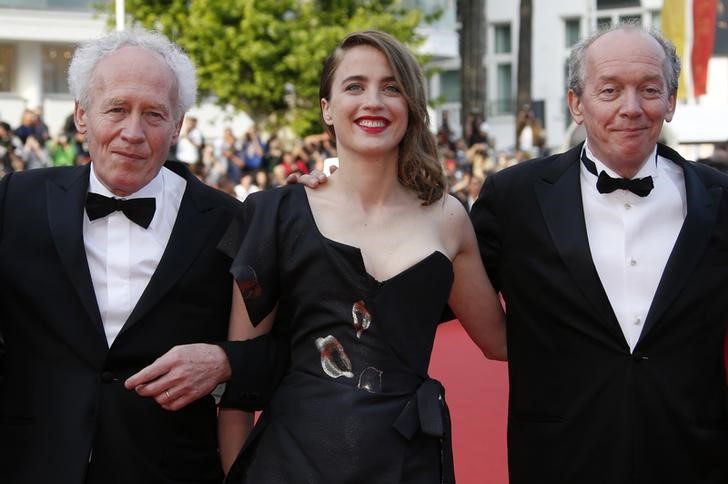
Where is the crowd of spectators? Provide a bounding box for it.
[0,108,537,209]
[176,122,337,202]
[436,110,538,212]
[183,113,530,208]
[5,108,728,211]
[0,108,90,178]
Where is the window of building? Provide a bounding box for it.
[619,14,642,25]
[597,0,639,8]
[494,63,513,115]
[403,0,456,28]
[597,5,653,29]
[565,18,581,48]
[0,44,15,92]
[42,44,75,94]
[495,24,512,54]
[716,0,728,55]
[651,10,661,30]
[0,0,93,10]
[597,16,613,29]
[440,69,461,103]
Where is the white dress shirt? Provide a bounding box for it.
[580,142,686,352]
[83,164,186,346]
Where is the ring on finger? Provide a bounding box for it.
[165,390,171,400]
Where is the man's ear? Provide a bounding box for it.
[74,101,88,134]
[171,115,184,144]
[663,93,677,123]
[567,89,584,125]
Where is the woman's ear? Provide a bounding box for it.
[321,98,333,126]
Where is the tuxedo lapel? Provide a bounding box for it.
[640,145,722,341]
[534,145,624,342]
[46,164,108,356]
[120,165,226,334]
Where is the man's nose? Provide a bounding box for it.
[120,113,145,142]
[619,89,643,117]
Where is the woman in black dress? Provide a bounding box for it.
[218,30,506,483]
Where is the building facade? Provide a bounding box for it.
[1,0,727,157]
[0,0,105,136]
[422,0,728,158]
[0,1,252,141]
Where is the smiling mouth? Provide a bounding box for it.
[114,151,145,160]
[357,119,388,128]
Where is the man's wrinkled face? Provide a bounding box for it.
[568,30,676,177]
[75,46,183,196]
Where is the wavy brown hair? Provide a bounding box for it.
[319,30,445,205]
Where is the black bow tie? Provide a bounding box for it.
[85,192,156,228]
[581,154,654,197]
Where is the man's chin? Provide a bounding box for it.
[105,176,153,197]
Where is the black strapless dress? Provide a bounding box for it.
[222,184,455,484]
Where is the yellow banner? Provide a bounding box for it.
[662,0,689,100]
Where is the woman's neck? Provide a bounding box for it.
[329,150,404,206]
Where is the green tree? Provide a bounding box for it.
[515,0,532,148]
[115,0,426,136]
[457,0,486,132]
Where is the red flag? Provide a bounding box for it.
[692,0,717,97]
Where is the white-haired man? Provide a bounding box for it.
[0,28,281,484]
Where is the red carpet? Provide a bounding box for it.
[429,321,509,484]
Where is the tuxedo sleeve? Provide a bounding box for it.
[216,332,289,411]
[724,330,728,388]
[0,331,5,400]
[470,174,504,292]
[218,192,279,326]
[0,173,9,396]
[216,190,288,410]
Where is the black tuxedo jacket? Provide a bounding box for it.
[471,143,728,484]
[0,161,241,484]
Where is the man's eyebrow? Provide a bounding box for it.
[596,74,664,83]
[100,97,170,114]
[147,103,171,114]
[102,97,126,107]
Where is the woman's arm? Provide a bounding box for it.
[218,282,275,474]
[444,196,507,361]
[218,407,253,474]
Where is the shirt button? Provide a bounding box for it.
[629,258,637,266]
[624,202,631,210]
[633,317,641,325]
[633,351,648,362]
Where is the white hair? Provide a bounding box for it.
[68,28,197,120]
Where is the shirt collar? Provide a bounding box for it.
[88,163,165,200]
[583,140,658,180]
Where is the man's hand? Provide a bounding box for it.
[125,343,231,411]
[286,166,335,187]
